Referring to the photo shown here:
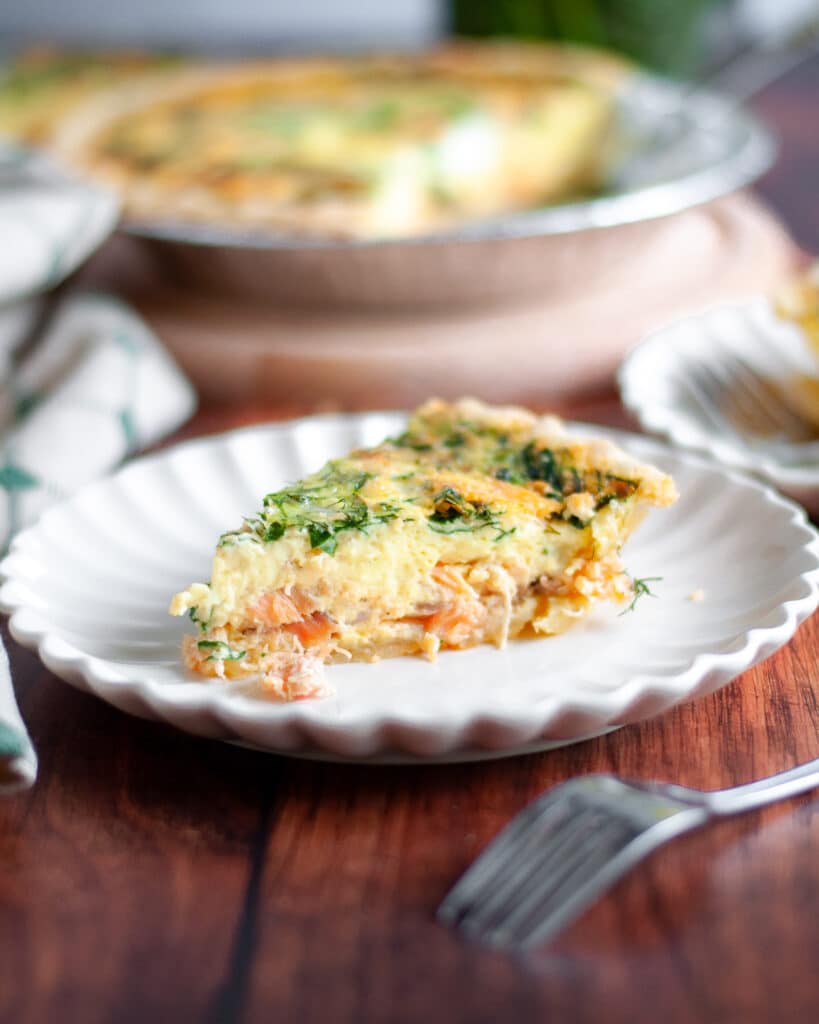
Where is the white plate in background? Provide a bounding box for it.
[620,299,819,515]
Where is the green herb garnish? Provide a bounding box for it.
[388,431,433,452]
[356,98,401,132]
[197,640,246,662]
[521,443,563,493]
[242,461,399,555]
[217,530,263,549]
[188,606,212,634]
[427,486,503,535]
[619,576,662,616]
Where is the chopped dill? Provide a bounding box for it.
[188,606,211,634]
[388,431,432,452]
[197,639,246,662]
[427,486,503,536]
[240,461,400,554]
[619,576,662,616]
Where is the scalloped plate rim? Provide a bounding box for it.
[1,412,818,763]
[619,298,819,490]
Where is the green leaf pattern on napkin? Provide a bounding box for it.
[0,291,197,552]
[0,720,25,760]
[0,455,40,541]
[0,146,119,306]
[0,291,196,791]
[0,460,39,491]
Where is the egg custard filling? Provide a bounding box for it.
[51,42,627,239]
[170,400,677,700]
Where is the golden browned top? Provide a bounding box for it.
[169,399,676,631]
[43,41,630,238]
[0,47,185,143]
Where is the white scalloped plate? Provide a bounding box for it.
[619,299,819,515]
[2,413,818,763]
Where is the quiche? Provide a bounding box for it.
[170,400,677,700]
[773,262,819,429]
[775,262,819,352]
[51,41,627,238]
[0,47,184,145]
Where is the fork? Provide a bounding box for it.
[682,353,819,460]
[437,758,819,951]
[679,356,819,471]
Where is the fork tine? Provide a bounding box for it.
[437,776,713,952]
[679,365,744,439]
[693,360,769,433]
[711,355,792,435]
[483,819,639,949]
[691,349,814,440]
[684,360,799,444]
[450,803,602,937]
[516,845,642,951]
[729,352,814,438]
[466,810,612,942]
[704,360,765,428]
[437,789,576,925]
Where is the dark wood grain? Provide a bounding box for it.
[1,56,819,1024]
[236,609,819,1024]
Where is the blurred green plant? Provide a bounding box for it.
[450,0,719,77]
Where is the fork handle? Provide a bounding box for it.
[708,757,819,816]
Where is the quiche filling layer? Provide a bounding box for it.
[170,400,677,700]
[47,42,628,238]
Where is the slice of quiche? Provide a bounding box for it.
[170,400,677,700]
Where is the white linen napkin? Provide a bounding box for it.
[0,639,36,792]
[0,290,197,792]
[0,144,119,304]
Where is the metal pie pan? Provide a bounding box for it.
[120,73,776,308]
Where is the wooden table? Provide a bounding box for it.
[2,58,819,1024]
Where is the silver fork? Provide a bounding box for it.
[684,352,817,443]
[437,758,819,951]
